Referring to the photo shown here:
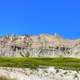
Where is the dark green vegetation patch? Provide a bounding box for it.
[0,57,80,70]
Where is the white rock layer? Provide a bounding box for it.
[0,67,80,80]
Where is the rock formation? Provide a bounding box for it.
[0,67,79,80]
[0,34,79,57]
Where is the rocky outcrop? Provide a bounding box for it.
[0,34,80,57]
[0,67,80,80]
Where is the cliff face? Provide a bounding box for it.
[0,34,80,57]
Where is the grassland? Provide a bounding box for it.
[0,57,80,70]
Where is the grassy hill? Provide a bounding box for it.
[0,57,80,70]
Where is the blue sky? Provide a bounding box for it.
[0,0,80,39]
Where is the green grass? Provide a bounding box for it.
[0,57,80,70]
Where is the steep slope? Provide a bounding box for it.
[0,34,79,57]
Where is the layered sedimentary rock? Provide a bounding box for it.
[0,34,80,57]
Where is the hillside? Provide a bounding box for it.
[0,34,79,57]
[0,34,80,80]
